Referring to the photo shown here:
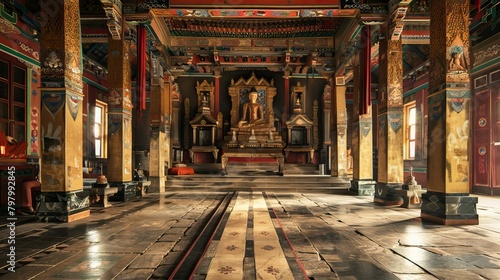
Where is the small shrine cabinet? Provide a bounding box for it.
[291,81,306,114]
[189,80,219,163]
[190,116,218,163]
[284,114,314,163]
[284,82,314,163]
[196,80,215,116]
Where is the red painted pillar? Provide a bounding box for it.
[214,70,221,118]
[283,68,291,116]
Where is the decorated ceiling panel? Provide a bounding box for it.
[5,0,495,78]
[169,0,341,7]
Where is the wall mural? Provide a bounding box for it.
[446,90,470,184]
[446,119,470,183]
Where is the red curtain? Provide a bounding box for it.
[360,25,371,115]
[137,24,146,114]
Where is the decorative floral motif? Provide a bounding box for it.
[474,44,500,66]
[478,146,486,156]
[266,266,280,275]
[44,51,63,69]
[0,18,20,34]
[67,95,82,121]
[108,89,123,106]
[478,118,486,128]
[260,231,270,236]
[42,92,64,118]
[226,245,238,251]
[361,124,371,137]
[262,245,275,251]
[218,266,236,274]
[451,98,465,113]
[388,113,402,132]
[229,231,240,236]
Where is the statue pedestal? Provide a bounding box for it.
[225,127,282,146]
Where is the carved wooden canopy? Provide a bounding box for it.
[228,73,277,129]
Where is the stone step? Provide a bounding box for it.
[166,172,351,193]
[186,163,321,175]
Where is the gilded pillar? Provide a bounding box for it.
[39,0,89,222]
[422,0,477,225]
[148,56,166,193]
[350,51,375,195]
[331,77,348,177]
[106,30,135,200]
[374,32,405,205]
[163,74,172,169]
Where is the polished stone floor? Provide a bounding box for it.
[1,190,499,279]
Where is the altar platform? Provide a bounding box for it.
[166,163,351,193]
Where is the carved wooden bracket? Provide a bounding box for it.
[101,0,123,40]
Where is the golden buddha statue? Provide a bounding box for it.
[238,90,265,128]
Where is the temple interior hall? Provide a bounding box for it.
[1,0,500,279]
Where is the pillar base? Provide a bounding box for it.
[421,192,479,225]
[350,180,376,196]
[147,176,166,193]
[36,191,90,222]
[374,183,404,206]
[108,182,138,202]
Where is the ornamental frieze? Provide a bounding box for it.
[473,44,500,66]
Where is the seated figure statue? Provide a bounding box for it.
[238,90,265,128]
